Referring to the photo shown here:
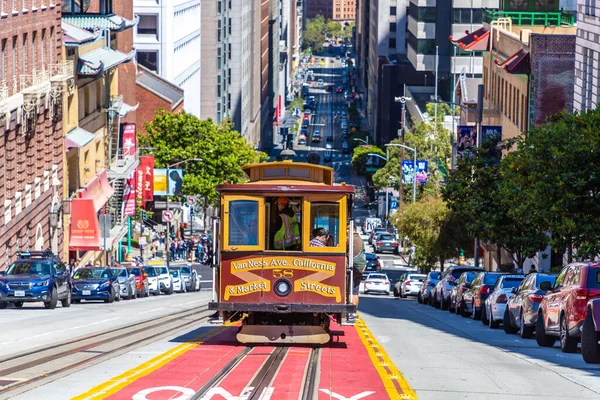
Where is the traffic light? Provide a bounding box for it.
[190,206,194,217]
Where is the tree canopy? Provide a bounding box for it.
[351,145,386,177]
[141,110,266,205]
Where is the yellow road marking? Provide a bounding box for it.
[71,321,236,400]
[355,316,418,400]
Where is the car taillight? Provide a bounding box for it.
[496,294,507,303]
[575,288,588,301]
[393,242,398,246]
[480,285,489,295]
[377,260,381,266]
[529,294,544,302]
[405,281,411,286]
[385,281,389,285]
[377,241,383,245]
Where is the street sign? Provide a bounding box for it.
[161,210,174,223]
[186,195,197,206]
[154,225,166,233]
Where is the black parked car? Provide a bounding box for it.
[462,272,504,320]
[433,266,484,310]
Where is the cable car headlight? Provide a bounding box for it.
[274,279,292,297]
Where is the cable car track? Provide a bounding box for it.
[192,346,322,400]
[0,306,214,397]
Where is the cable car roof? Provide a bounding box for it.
[241,160,334,185]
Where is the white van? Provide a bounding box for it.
[363,217,383,234]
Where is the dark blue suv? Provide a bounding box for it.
[0,251,71,309]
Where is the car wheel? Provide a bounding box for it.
[385,291,390,296]
[61,288,72,308]
[0,302,6,309]
[44,287,58,309]
[105,289,115,304]
[535,312,556,347]
[393,288,399,297]
[481,306,489,326]
[441,297,449,311]
[400,289,406,299]
[168,285,174,295]
[417,293,423,304]
[472,304,481,321]
[14,301,24,308]
[489,312,500,329]
[72,299,81,304]
[449,300,456,314]
[519,310,533,339]
[581,311,600,363]
[503,307,518,334]
[460,301,469,318]
[559,314,578,353]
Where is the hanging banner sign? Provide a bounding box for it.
[457,125,476,160]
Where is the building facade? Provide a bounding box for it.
[0,3,68,267]
[573,0,600,112]
[306,0,356,21]
[133,0,201,117]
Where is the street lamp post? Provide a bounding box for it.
[165,158,202,269]
[385,144,417,203]
[353,137,368,145]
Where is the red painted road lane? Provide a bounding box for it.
[319,326,389,399]
[268,347,312,399]
[216,346,274,396]
[104,326,243,400]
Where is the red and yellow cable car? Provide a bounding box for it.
[209,160,356,344]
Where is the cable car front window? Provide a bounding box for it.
[310,202,340,246]
[228,200,259,246]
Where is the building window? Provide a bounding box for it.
[11,36,16,81]
[41,29,45,67]
[407,32,435,55]
[389,38,396,48]
[390,6,396,16]
[390,22,397,32]
[453,9,483,24]
[22,34,27,74]
[31,31,36,71]
[138,15,158,38]
[49,27,53,65]
[1,39,5,82]
[136,51,158,72]
[409,4,436,23]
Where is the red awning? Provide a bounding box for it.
[69,198,101,251]
[449,28,490,51]
[79,170,115,212]
[494,49,530,74]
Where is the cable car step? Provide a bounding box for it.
[237,325,330,345]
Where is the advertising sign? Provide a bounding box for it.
[136,156,155,208]
[122,171,136,217]
[402,160,429,185]
[457,125,477,159]
[481,126,503,163]
[120,123,137,159]
[69,199,100,251]
[153,168,183,196]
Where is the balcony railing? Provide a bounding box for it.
[20,69,51,93]
[483,9,575,26]
[0,80,8,103]
[107,148,140,180]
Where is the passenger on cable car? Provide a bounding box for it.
[309,228,331,247]
[273,197,301,250]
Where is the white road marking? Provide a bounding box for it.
[139,307,166,315]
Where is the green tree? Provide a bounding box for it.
[288,96,304,112]
[342,22,355,39]
[141,110,266,218]
[351,145,386,177]
[325,21,342,38]
[392,196,470,272]
[500,110,600,262]
[301,29,325,53]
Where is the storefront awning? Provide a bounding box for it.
[65,127,98,149]
[69,198,101,251]
[79,170,115,212]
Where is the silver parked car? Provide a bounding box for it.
[111,267,137,300]
[373,233,399,254]
[180,265,198,292]
[483,274,524,327]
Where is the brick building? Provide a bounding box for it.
[306,0,356,21]
[136,65,185,135]
[0,3,71,268]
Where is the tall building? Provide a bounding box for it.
[306,0,356,21]
[573,0,600,112]
[0,1,69,266]
[133,0,201,117]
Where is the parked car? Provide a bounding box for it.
[71,267,120,303]
[364,273,390,296]
[127,266,149,297]
[398,274,426,298]
[536,262,600,353]
[0,250,71,309]
[481,274,524,327]
[302,119,309,129]
[462,272,504,320]
[169,268,185,293]
[582,298,600,363]
[369,227,388,245]
[373,233,399,254]
[155,266,173,295]
[451,271,478,315]
[180,265,198,292]
[312,130,321,143]
[433,266,484,310]
[145,266,160,295]
[365,253,381,273]
[418,271,441,304]
[503,273,556,335]
[297,134,307,145]
[325,136,334,149]
[393,272,409,297]
[111,266,137,300]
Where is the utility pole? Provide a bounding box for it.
[474,84,484,268]
[394,88,411,208]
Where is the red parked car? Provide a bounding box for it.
[127,266,150,298]
[582,298,600,363]
[536,262,600,353]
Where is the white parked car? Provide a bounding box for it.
[363,273,390,296]
[484,274,525,327]
[169,268,184,293]
[146,266,160,295]
[155,266,174,295]
[399,274,426,298]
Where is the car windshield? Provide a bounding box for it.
[464,273,477,283]
[170,269,180,277]
[110,268,128,278]
[587,268,600,288]
[536,275,556,288]
[373,229,387,234]
[145,268,157,277]
[408,274,426,281]
[368,274,387,280]
[451,268,481,279]
[7,261,52,275]
[501,278,523,288]
[378,235,395,241]
[483,274,502,285]
[181,266,191,274]
[157,267,168,275]
[74,268,110,280]
[128,268,141,277]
